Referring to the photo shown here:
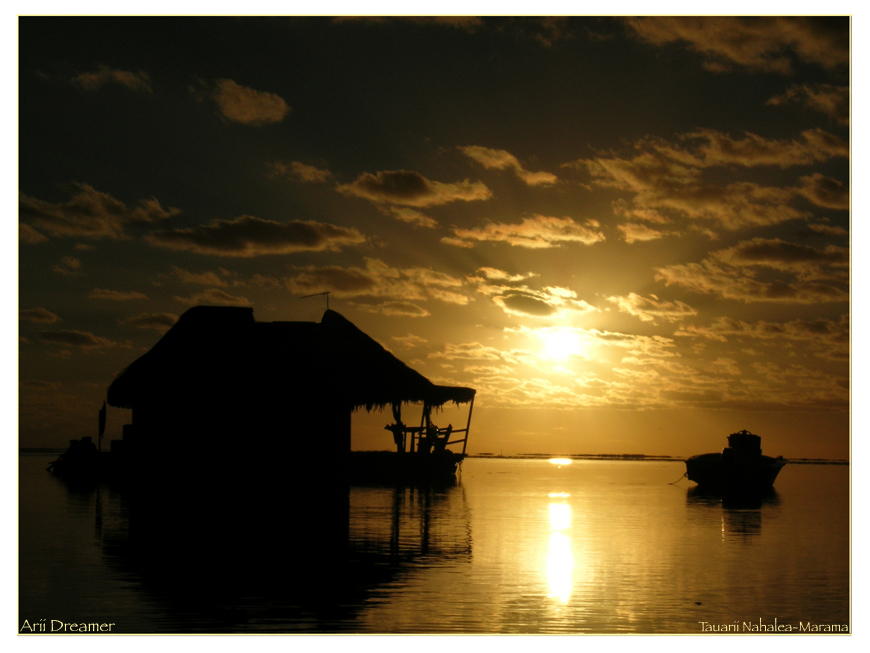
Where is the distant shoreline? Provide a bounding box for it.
[466,453,849,465]
[19,448,849,465]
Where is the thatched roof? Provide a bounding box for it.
[107,306,475,412]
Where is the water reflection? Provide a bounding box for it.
[686,486,780,538]
[90,480,471,632]
[547,499,573,603]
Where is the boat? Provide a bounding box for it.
[685,430,786,493]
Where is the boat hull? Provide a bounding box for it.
[686,452,786,493]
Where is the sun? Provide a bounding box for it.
[538,328,584,361]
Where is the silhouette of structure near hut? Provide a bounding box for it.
[101,306,475,486]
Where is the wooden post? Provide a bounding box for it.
[462,395,475,455]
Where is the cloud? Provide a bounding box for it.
[335,16,483,31]
[175,289,252,306]
[71,65,152,93]
[607,293,697,323]
[19,224,48,244]
[355,301,431,318]
[391,334,429,349]
[470,272,597,318]
[625,16,848,73]
[429,342,508,361]
[684,128,848,168]
[147,215,365,257]
[656,238,849,304]
[795,174,849,210]
[617,223,665,243]
[571,130,847,230]
[171,266,230,286]
[338,170,492,207]
[20,183,179,239]
[387,207,439,229]
[767,84,849,125]
[52,256,81,277]
[808,222,847,237]
[446,215,605,249]
[120,312,179,331]
[88,289,148,301]
[37,330,128,349]
[715,238,848,275]
[267,160,332,182]
[20,308,61,324]
[213,79,290,125]
[675,315,848,345]
[460,146,557,186]
[284,258,468,304]
[475,267,537,283]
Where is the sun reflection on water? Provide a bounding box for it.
[547,500,573,603]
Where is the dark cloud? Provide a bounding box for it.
[88,289,149,301]
[338,170,491,207]
[284,258,467,304]
[717,238,848,270]
[212,79,290,125]
[357,302,431,318]
[19,224,48,244]
[472,274,597,318]
[796,174,849,210]
[388,207,439,229]
[267,161,333,183]
[676,315,849,345]
[171,266,231,286]
[20,308,61,324]
[767,84,850,126]
[72,65,152,93]
[572,130,848,230]
[607,293,697,323]
[617,223,665,243]
[20,183,179,240]
[175,289,252,306]
[37,330,127,349]
[147,215,366,257]
[460,146,558,186]
[52,256,81,277]
[446,215,605,248]
[121,313,179,331]
[625,17,849,73]
[495,292,558,317]
[656,239,849,304]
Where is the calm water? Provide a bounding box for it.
[19,453,850,634]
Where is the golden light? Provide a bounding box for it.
[549,458,572,466]
[538,328,584,361]
[549,503,572,531]
[547,502,573,603]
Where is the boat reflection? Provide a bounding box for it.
[686,486,780,537]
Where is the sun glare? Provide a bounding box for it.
[538,328,584,361]
[547,502,573,603]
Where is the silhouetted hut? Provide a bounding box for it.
[106,306,475,483]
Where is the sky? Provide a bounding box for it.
[16,15,852,459]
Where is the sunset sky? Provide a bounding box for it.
[16,15,852,459]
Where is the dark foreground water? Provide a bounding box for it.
[19,453,849,634]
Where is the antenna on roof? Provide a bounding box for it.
[300,291,330,310]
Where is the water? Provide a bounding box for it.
[19,453,850,634]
